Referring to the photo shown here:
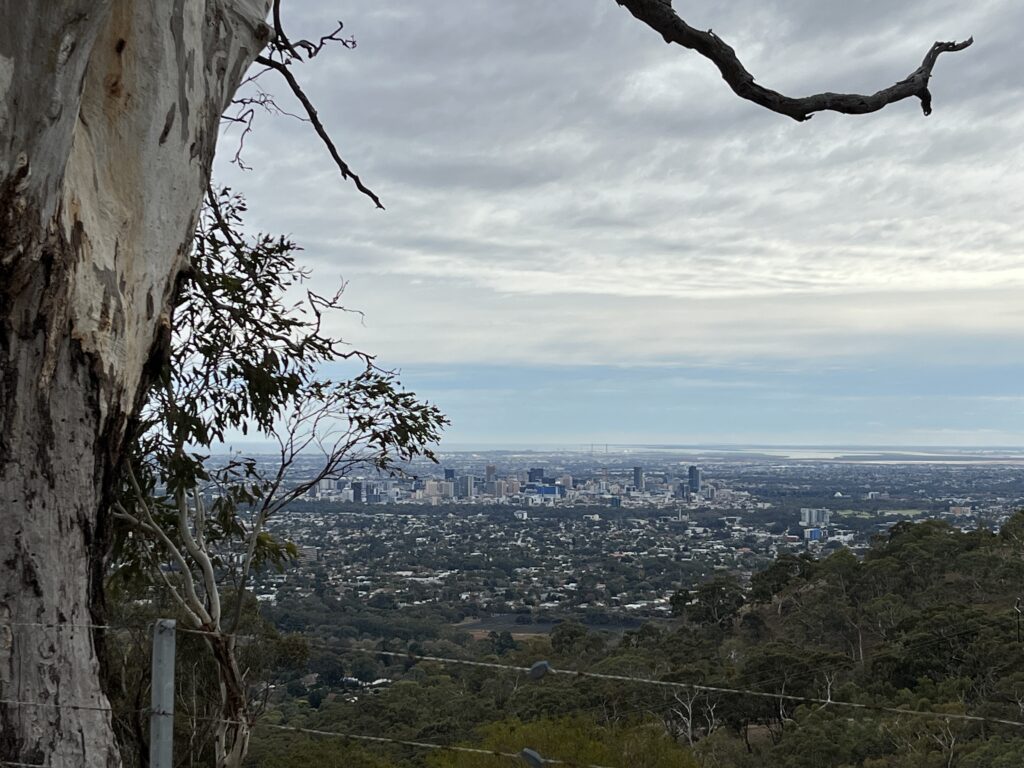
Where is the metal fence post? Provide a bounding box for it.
[150,618,176,768]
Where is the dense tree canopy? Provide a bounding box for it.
[224,515,1024,767]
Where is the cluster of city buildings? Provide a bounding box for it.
[310,463,733,510]
[252,454,1024,625]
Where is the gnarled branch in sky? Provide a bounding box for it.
[616,0,973,121]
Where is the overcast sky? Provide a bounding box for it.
[216,0,1024,447]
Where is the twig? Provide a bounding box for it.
[255,54,384,208]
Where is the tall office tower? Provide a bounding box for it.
[351,481,363,502]
[485,464,497,483]
[633,466,644,492]
[528,467,544,483]
[688,465,702,493]
[800,508,831,527]
[457,475,475,499]
[444,468,456,481]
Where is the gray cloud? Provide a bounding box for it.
[216,0,1024,372]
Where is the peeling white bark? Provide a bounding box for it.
[0,1,271,764]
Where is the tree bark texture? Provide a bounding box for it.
[0,2,270,764]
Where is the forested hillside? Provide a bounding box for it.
[138,513,1024,767]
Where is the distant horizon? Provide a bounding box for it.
[219,1,1024,462]
[437,442,1024,450]
[214,440,1024,456]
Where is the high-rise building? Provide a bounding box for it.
[351,481,363,502]
[688,465,702,493]
[444,468,456,481]
[485,464,497,483]
[528,467,544,483]
[800,508,831,527]
[457,475,475,499]
[633,466,644,492]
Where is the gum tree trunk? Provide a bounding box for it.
[0,2,269,764]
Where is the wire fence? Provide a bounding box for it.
[4,614,1024,768]
[0,699,121,714]
[259,721,618,768]
[242,718,618,768]
[6,619,1024,729]
[293,635,1024,730]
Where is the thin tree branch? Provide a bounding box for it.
[111,503,161,537]
[255,54,384,208]
[146,544,205,628]
[124,463,212,626]
[615,0,972,121]
[175,487,222,627]
[271,0,302,60]
[293,21,356,59]
[115,494,202,626]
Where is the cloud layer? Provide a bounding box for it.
[215,1,1024,443]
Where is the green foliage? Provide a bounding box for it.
[245,517,1024,767]
[688,574,745,627]
[550,620,590,656]
[244,732,391,768]
[110,188,447,592]
[999,509,1024,548]
[669,588,688,617]
[488,630,518,656]
[425,716,699,768]
[749,553,815,603]
[105,188,447,765]
[103,582,303,767]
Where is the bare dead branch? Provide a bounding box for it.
[615,0,973,121]
[255,54,384,208]
[271,0,302,60]
[220,105,259,169]
[238,64,273,89]
[222,87,309,168]
[293,21,356,59]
